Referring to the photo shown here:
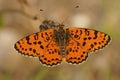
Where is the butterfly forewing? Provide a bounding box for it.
[67,28,111,53]
[14,29,54,56]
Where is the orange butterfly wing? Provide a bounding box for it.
[65,28,111,64]
[39,40,62,66]
[14,29,62,66]
[66,38,88,64]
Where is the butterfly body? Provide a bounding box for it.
[14,20,111,66]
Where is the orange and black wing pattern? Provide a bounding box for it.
[14,29,62,66]
[65,28,111,64]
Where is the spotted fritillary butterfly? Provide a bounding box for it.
[14,20,111,67]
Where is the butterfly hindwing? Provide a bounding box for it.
[66,38,88,64]
[39,40,62,66]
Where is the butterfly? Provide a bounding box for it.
[14,20,111,67]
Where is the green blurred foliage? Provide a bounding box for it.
[0,13,3,28]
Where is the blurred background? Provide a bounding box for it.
[0,0,119,80]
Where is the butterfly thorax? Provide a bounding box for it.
[54,24,69,57]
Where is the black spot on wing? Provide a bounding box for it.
[90,44,94,48]
[82,42,86,46]
[40,45,44,49]
[38,41,42,44]
[26,36,32,45]
[33,49,36,53]
[34,33,39,40]
[93,31,98,39]
[84,29,89,36]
